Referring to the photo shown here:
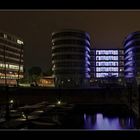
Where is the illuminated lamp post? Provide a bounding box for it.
[57,88,62,105]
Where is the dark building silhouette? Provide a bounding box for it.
[0,31,24,86]
[51,29,91,88]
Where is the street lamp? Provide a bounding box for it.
[57,100,61,105]
[9,100,14,104]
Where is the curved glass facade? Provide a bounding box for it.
[124,31,140,80]
[52,29,91,88]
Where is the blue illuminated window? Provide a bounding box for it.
[93,49,121,78]
[96,56,118,61]
[96,73,118,78]
[96,50,118,55]
[96,67,118,72]
[96,62,118,66]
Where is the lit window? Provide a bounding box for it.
[96,72,118,78]
[96,67,118,72]
[96,56,118,61]
[0,63,8,68]
[17,39,24,45]
[96,50,118,55]
[4,34,7,39]
[9,64,19,70]
[120,68,123,72]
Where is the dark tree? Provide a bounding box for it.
[28,66,42,86]
[45,68,53,76]
[28,66,42,75]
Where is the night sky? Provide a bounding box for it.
[0,10,140,72]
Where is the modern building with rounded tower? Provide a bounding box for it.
[51,29,91,88]
[0,30,24,86]
[123,31,140,85]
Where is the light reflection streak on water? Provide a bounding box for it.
[83,113,135,130]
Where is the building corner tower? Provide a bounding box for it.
[51,29,91,88]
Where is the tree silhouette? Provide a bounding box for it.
[28,66,42,86]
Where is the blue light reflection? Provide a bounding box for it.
[83,113,135,130]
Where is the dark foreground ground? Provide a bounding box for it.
[0,102,139,130]
[0,86,139,129]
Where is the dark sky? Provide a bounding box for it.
[0,10,140,72]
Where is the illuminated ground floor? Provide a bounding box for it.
[0,63,24,86]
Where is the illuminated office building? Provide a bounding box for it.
[90,49,124,84]
[0,31,24,86]
[52,29,91,88]
[123,31,140,84]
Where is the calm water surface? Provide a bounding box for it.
[62,106,137,130]
[20,106,138,130]
[83,112,136,130]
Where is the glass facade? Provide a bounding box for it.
[96,56,118,61]
[96,62,118,66]
[96,67,118,72]
[96,73,118,78]
[123,31,140,80]
[96,50,118,55]
[52,29,91,88]
[90,49,124,79]
[0,31,24,86]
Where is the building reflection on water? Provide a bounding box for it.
[83,113,136,130]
